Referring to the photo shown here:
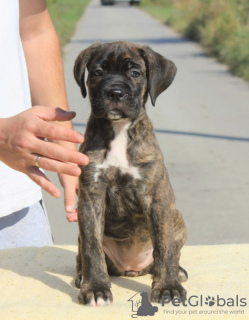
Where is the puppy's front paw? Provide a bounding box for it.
[151,280,187,303]
[78,282,113,306]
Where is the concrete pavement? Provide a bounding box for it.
[43,0,249,245]
[1,244,248,319]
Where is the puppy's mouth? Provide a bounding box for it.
[107,107,126,120]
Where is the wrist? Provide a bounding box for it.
[0,118,9,162]
[0,118,8,145]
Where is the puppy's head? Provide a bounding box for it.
[74,41,176,120]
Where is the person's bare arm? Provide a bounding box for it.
[0,2,87,206]
[19,0,69,113]
[12,0,86,218]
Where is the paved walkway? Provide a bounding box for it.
[1,244,248,319]
[43,0,249,245]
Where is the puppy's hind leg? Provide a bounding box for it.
[105,253,124,276]
[178,266,188,283]
[173,209,188,283]
[75,236,83,288]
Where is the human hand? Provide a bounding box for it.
[59,174,79,222]
[0,106,88,198]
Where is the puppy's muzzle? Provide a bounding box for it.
[99,78,137,119]
[107,88,125,103]
[104,86,128,119]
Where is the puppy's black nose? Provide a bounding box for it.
[107,88,125,100]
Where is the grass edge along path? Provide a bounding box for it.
[47,0,91,47]
[140,0,249,83]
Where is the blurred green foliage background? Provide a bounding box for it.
[47,0,90,47]
[141,0,249,81]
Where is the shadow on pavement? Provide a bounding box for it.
[0,246,151,304]
[70,37,190,45]
[73,122,249,142]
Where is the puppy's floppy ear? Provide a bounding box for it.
[140,45,177,106]
[74,42,102,98]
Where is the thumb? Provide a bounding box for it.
[67,210,78,222]
[32,106,76,122]
[64,184,76,214]
[64,187,78,222]
[59,174,79,221]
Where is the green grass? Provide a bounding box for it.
[47,0,90,47]
[142,1,172,22]
[141,0,249,82]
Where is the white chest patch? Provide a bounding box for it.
[94,119,141,182]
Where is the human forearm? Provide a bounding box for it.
[21,21,69,111]
[19,1,84,214]
[20,1,71,126]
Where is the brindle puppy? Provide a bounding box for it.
[74,41,188,306]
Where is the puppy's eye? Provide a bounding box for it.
[131,70,140,78]
[94,70,103,77]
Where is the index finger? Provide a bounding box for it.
[31,106,76,122]
[34,120,84,144]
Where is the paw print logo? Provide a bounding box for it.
[205,296,215,307]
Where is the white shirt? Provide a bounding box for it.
[0,1,42,217]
